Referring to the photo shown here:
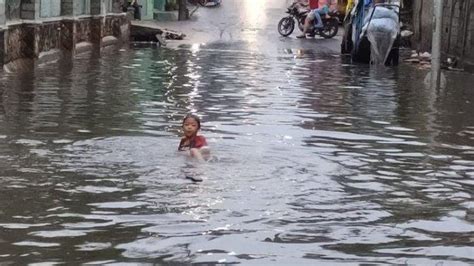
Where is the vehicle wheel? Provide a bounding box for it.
[385,35,400,66]
[298,17,305,32]
[278,17,295,37]
[341,20,353,54]
[392,48,400,66]
[353,37,371,63]
[385,48,399,66]
[198,0,207,6]
[341,42,347,54]
[320,19,339,39]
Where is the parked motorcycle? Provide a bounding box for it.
[188,0,221,6]
[278,3,339,39]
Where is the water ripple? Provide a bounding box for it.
[0,33,474,265]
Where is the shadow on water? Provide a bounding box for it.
[0,42,473,264]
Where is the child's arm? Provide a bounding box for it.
[178,138,185,151]
[200,146,211,160]
[190,148,205,161]
[189,136,210,161]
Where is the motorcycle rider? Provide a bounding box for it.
[296,0,337,38]
[292,0,318,12]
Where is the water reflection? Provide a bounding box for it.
[241,0,267,46]
[0,43,473,264]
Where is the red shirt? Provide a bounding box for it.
[178,135,207,151]
[309,0,319,9]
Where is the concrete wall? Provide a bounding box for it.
[0,1,5,25]
[412,0,432,52]
[413,0,474,71]
[61,0,73,16]
[0,0,130,68]
[5,0,21,21]
[142,0,154,20]
[21,0,39,20]
[40,0,61,18]
[442,0,474,70]
[75,0,91,15]
[4,23,36,63]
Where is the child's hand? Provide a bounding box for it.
[190,148,207,162]
[200,147,211,161]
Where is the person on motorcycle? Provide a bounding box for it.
[296,0,337,38]
[293,0,317,13]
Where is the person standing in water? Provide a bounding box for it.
[178,114,210,161]
[132,0,142,20]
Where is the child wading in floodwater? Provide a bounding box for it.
[178,114,210,162]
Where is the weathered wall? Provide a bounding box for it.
[4,24,36,62]
[5,0,21,21]
[76,14,129,45]
[36,21,62,54]
[413,0,474,70]
[0,31,4,64]
[75,18,94,44]
[91,0,101,15]
[61,19,74,51]
[112,0,123,13]
[1,0,130,67]
[412,0,433,52]
[103,14,128,39]
[21,0,38,20]
[0,1,6,25]
[442,0,474,70]
[61,0,73,16]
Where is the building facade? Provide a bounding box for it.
[0,0,130,68]
[124,0,177,21]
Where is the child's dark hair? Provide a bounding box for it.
[182,114,201,129]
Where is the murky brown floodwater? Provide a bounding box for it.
[1,3,474,261]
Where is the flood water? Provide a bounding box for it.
[1,1,474,264]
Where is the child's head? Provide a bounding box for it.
[182,114,201,137]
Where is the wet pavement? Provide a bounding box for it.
[134,0,342,52]
[1,0,474,264]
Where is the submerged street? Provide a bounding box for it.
[1,0,474,264]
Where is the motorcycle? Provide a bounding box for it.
[188,0,221,6]
[278,3,339,39]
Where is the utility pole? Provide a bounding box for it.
[178,0,188,21]
[430,0,443,89]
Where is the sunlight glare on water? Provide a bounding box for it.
[241,0,268,45]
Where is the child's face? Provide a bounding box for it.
[182,118,199,137]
